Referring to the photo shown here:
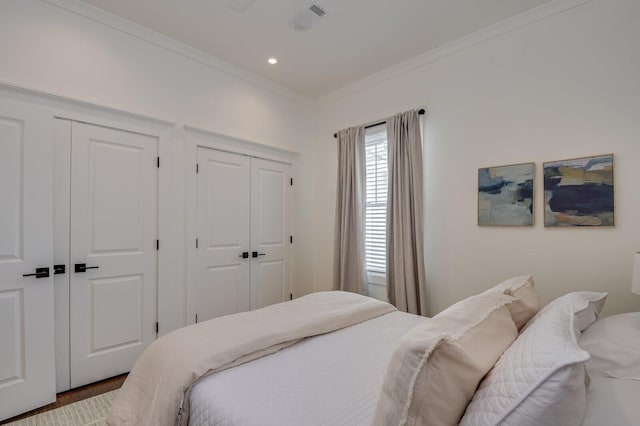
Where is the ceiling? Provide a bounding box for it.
[80,0,555,97]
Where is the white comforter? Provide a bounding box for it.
[189,310,426,426]
[107,291,396,426]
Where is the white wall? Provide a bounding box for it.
[312,0,640,316]
[3,0,639,323]
[0,0,315,332]
[0,1,310,150]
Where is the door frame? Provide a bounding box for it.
[184,125,297,325]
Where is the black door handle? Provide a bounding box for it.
[74,263,99,273]
[252,251,266,258]
[238,252,249,259]
[23,267,50,278]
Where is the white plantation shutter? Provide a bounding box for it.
[365,126,387,274]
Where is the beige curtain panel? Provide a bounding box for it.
[333,126,368,295]
[386,110,427,315]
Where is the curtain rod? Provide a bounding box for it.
[333,108,426,138]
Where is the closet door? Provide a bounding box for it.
[69,123,158,388]
[196,148,251,321]
[250,159,291,309]
[0,100,55,420]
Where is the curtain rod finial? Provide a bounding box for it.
[334,133,337,138]
[418,108,426,115]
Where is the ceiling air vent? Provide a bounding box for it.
[291,3,326,31]
[309,4,326,17]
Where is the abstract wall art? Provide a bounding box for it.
[478,163,534,226]
[543,154,614,227]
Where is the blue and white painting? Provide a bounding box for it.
[478,163,534,226]
[544,154,614,227]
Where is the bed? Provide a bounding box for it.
[107,277,640,426]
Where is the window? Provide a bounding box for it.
[365,125,387,283]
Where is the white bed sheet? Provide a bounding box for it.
[581,376,640,426]
[580,312,640,426]
[188,310,425,426]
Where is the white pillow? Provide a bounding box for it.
[580,312,640,380]
[460,296,597,426]
[525,291,607,332]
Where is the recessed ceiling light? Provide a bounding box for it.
[268,58,278,65]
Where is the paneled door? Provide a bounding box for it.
[196,148,251,321]
[195,148,291,322]
[69,122,157,388]
[0,99,55,421]
[250,159,291,309]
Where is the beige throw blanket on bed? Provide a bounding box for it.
[107,291,395,426]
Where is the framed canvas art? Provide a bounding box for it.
[478,162,534,226]
[543,154,614,227]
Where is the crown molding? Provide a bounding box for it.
[318,0,593,103]
[41,0,312,105]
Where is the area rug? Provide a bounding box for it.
[5,389,118,426]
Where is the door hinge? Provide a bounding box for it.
[290,293,293,301]
[155,322,159,334]
[157,156,160,168]
[290,235,293,244]
[196,238,199,249]
[195,313,198,323]
[290,177,293,186]
[156,239,159,250]
[196,163,199,173]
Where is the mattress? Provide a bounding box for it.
[188,310,426,426]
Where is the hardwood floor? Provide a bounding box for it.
[1,374,127,425]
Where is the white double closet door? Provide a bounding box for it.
[55,120,158,390]
[195,148,291,322]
